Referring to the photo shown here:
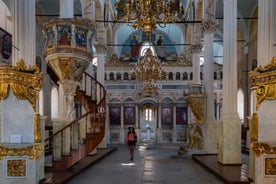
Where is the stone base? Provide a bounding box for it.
[218,118,241,164]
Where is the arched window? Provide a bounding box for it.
[117,73,121,80]
[110,73,114,80]
[51,87,58,119]
[190,72,193,80]
[168,72,173,80]
[145,108,153,121]
[139,41,156,56]
[124,72,129,80]
[183,72,188,80]
[176,72,180,80]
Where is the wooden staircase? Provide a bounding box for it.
[45,68,106,171]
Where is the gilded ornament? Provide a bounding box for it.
[0,60,43,111]
[7,159,26,177]
[34,114,42,143]
[249,57,276,109]
[265,158,276,175]
[250,113,258,142]
[251,142,276,158]
[188,124,204,149]
[0,144,44,160]
[187,97,204,124]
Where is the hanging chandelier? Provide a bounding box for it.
[132,49,167,97]
[114,0,183,35]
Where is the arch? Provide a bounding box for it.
[0,1,12,33]
[139,98,158,107]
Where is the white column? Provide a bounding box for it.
[190,44,202,85]
[218,0,241,164]
[95,43,106,85]
[95,42,108,148]
[202,19,217,122]
[12,0,35,66]
[258,0,276,66]
[60,0,74,18]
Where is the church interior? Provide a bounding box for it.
[0,0,276,183]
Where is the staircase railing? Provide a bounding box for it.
[45,72,106,169]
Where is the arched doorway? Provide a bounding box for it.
[139,99,158,142]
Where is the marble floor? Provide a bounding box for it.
[67,143,225,184]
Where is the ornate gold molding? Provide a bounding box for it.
[172,53,193,67]
[34,114,42,143]
[7,159,26,177]
[105,53,130,67]
[249,56,276,109]
[0,144,44,160]
[251,142,276,158]
[0,60,43,111]
[250,113,258,142]
[187,97,204,124]
[265,158,276,175]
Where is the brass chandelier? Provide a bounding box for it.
[115,0,183,35]
[132,49,167,97]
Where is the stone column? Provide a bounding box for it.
[201,19,218,154]
[157,105,162,143]
[218,0,241,164]
[60,0,74,18]
[120,104,124,143]
[258,1,276,66]
[95,43,107,148]
[105,105,110,144]
[190,44,202,85]
[11,0,36,65]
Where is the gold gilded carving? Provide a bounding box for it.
[34,114,42,143]
[251,113,258,142]
[251,142,276,158]
[173,53,193,67]
[188,124,204,149]
[7,159,26,177]
[255,84,276,110]
[0,60,43,110]
[187,97,204,124]
[0,144,44,160]
[249,57,276,109]
[265,158,276,175]
[105,54,130,67]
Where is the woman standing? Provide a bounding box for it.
[126,127,137,161]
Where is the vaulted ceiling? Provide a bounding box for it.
[34,0,257,62]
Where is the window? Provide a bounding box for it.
[139,41,156,56]
[145,108,153,121]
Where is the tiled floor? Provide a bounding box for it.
[67,143,225,184]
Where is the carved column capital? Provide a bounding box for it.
[201,19,218,34]
[94,42,107,54]
[190,44,203,54]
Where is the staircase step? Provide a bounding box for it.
[40,146,117,184]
